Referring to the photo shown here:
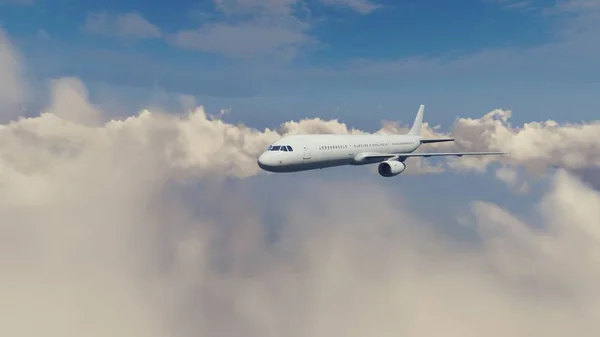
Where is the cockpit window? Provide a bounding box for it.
[268,145,293,151]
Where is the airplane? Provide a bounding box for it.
[257,105,508,177]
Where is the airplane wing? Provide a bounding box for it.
[397,151,507,158]
[420,138,455,144]
[356,151,508,161]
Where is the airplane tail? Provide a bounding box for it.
[407,104,424,136]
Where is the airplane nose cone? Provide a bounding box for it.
[257,153,271,171]
[258,152,283,172]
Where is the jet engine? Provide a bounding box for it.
[377,160,406,177]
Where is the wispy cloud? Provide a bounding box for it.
[169,0,315,60]
[170,22,314,60]
[64,0,598,96]
[213,0,302,17]
[306,0,600,85]
[320,0,380,14]
[36,29,51,41]
[81,11,162,40]
[168,0,379,60]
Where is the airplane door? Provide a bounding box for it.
[303,146,311,160]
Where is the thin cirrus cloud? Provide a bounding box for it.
[169,0,314,60]
[3,26,600,337]
[81,11,162,40]
[169,21,315,60]
[82,0,380,59]
[319,0,381,14]
[71,0,600,88]
[170,0,380,58]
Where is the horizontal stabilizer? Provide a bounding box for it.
[420,138,455,144]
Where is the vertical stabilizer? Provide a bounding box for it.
[408,104,424,136]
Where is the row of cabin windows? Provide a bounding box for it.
[268,145,294,152]
[268,141,414,152]
[319,143,388,150]
[319,141,414,150]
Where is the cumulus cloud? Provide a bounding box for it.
[4,29,600,337]
[43,77,103,126]
[424,108,600,179]
[3,96,600,336]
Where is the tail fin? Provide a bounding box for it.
[408,104,424,136]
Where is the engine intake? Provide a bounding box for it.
[378,160,406,177]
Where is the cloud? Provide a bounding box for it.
[36,28,52,41]
[170,0,378,59]
[82,11,162,40]
[289,0,599,86]
[428,108,600,177]
[4,30,600,336]
[494,166,530,194]
[320,0,380,14]
[170,21,313,60]
[170,0,315,60]
[8,17,600,181]
[3,93,600,337]
[213,0,302,17]
[78,0,377,62]
[51,0,597,97]
[43,77,103,126]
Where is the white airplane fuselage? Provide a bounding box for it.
[257,105,507,176]
[257,133,420,173]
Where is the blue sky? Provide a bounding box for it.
[1,0,599,131]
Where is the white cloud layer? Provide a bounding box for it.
[3,27,600,337]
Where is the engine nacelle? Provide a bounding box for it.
[377,160,406,177]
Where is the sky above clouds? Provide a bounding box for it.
[2,0,599,128]
[1,0,600,336]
